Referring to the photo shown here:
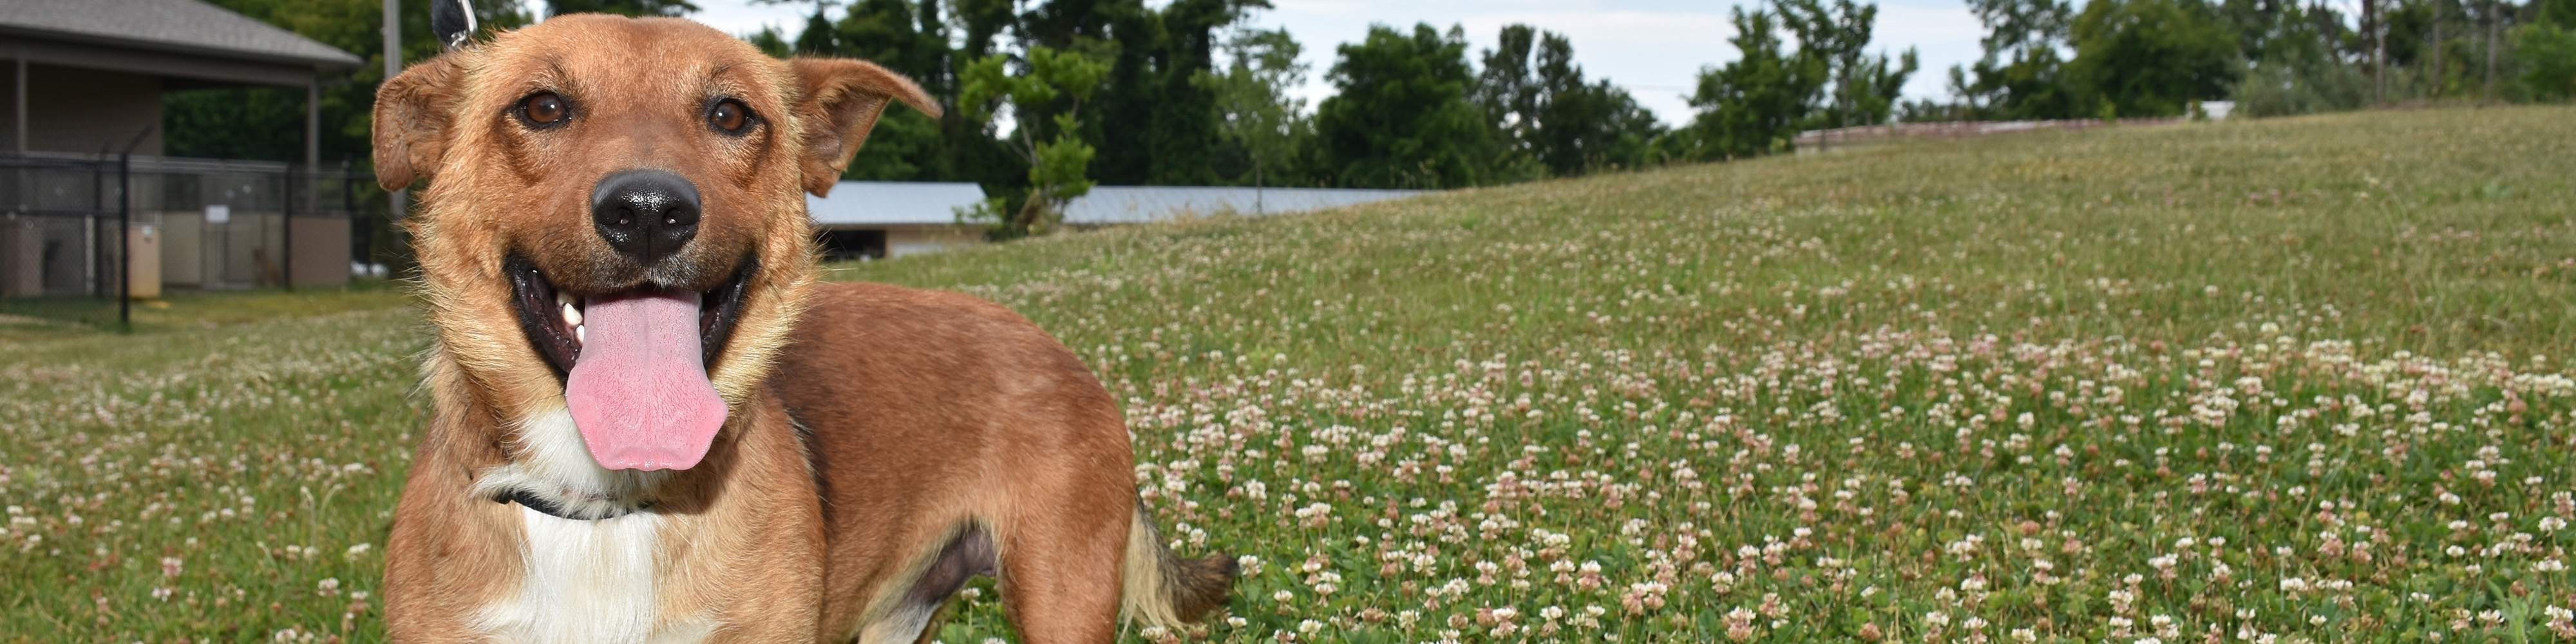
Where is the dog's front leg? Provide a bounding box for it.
[699,557,824,643]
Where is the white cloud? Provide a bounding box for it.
[1450,10,1735,127]
[1872,3,1986,100]
[683,0,811,39]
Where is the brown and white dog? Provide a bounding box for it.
[371,14,1234,643]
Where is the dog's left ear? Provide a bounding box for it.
[789,58,939,197]
[373,55,462,191]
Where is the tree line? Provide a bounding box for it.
[171,0,2576,237]
[1920,0,2576,120]
[601,0,1933,235]
[730,0,1703,236]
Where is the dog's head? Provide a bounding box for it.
[375,15,934,471]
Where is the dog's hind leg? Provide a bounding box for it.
[996,503,1128,643]
[904,600,955,644]
[858,525,994,643]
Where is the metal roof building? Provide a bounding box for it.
[806,181,990,260]
[802,182,1435,261]
[1062,186,1424,225]
[806,181,988,226]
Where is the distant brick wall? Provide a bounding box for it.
[1795,118,2185,151]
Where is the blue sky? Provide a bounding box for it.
[674,0,1988,127]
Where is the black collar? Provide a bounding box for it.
[494,488,655,521]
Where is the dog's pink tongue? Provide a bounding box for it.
[565,290,726,471]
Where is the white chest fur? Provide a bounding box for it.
[473,407,711,643]
[474,507,714,643]
[474,507,711,644]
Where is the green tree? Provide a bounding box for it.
[1477,26,1663,176]
[1860,49,1924,124]
[2069,0,2242,117]
[1948,0,2082,118]
[2514,22,2576,100]
[1313,23,1518,189]
[167,0,530,164]
[1139,0,1271,185]
[545,0,699,17]
[1193,27,1311,195]
[831,0,953,181]
[2544,0,2576,27]
[1674,6,1824,160]
[835,0,945,80]
[2519,0,2576,100]
[1475,24,1542,155]
[959,45,1112,238]
[791,4,838,55]
[2229,2,2368,116]
[952,0,1014,61]
[745,25,792,57]
[1779,0,1919,129]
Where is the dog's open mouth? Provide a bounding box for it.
[506,254,754,471]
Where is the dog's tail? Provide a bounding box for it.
[1119,500,1238,629]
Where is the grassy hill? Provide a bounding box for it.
[4,106,2573,641]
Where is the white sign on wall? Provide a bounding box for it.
[205,204,230,224]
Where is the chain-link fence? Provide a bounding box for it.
[0,153,394,322]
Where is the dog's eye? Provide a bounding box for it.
[707,99,752,135]
[518,92,570,128]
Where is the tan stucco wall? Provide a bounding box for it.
[288,216,348,288]
[156,211,201,286]
[0,218,39,296]
[885,225,983,258]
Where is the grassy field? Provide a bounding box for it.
[5,105,2574,642]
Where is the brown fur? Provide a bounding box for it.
[375,14,1232,643]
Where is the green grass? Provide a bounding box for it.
[6,106,2575,643]
[0,280,409,342]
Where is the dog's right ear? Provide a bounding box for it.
[373,56,461,191]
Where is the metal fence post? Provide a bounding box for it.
[283,164,295,292]
[117,153,129,330]
[343,160,361,274]
[91,156,104,298]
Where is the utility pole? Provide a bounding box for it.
[384,0,406,222]
[2363,0,2380,103]
[118,154,128,328]
[2374,0,2387,102]
[2432,2,2444,98]
[115,126,149,330]
[2486,0,2501,99]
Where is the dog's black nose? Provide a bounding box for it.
[590,169,701,263]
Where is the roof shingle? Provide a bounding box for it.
[0,0,363,69]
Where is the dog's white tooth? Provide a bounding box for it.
[556,291,571,307]
[563,302,582,327]
[576,325,585,345]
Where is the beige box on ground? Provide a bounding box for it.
[126,223,160,299]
